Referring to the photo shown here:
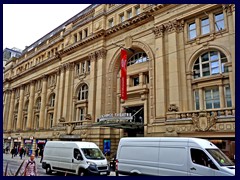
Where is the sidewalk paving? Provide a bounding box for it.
[3,153,42,165]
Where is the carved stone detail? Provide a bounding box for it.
[223,4,234,15]
[168,104,179,112]
[59,117,65,122]
[192,111,217,131]
[124,36,133,49]
[153,24,165,38]
[164,19,184,33]
[96,49,107,59]
[66,123,75,135]
[88,52,96,61]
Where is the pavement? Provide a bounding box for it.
[3,153,42,165]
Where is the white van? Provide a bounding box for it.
[42,141,110,176]
[115,137,235,176]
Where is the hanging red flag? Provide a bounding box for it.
[121,49,127,100]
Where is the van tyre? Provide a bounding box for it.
[78,169,85,176]
[46,165,52,174]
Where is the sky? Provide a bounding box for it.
[3,4,91,51]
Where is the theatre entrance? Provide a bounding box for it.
[124,105,144,137]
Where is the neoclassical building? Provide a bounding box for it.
[3,4,235,159]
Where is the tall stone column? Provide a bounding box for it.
[7,90,15,131]
[95,49,107,119]
[3,89,11,131]
[219,85,225,108]
[199,88,204,110]
[153,24,166,121]
[53,70,60,127]
[62,63,74,121]
[224,5,235,108]
[16,86,24,131]
[39,75,47,129]
[186,72,193,110]
[87,52,97,122]
[26,81,35,130]
[165,20,183,111]
[56,65,65,122]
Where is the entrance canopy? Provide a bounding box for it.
[92,113,144,129]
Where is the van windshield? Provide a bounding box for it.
[81,148,105,160]
[206,149,234,166]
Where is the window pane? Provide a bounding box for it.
[189,30,196,39]
[201,18,209,26]
[206,101,212,109]
[216,21,224,31]
[210,51,218,61]
[194,91,200,110]
[215,13,224,21]
[189,23,196,30]
[213,100,220,108]
[201,53,209,62]
[202,26,210,35]
[202,63,210,76]
[211,61,219,74]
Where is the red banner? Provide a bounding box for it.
[121,49,127,100]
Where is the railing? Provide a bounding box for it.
[166,107,235,121]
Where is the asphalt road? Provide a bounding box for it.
[3,153,116,176]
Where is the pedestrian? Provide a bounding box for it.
[22,154,38,176]
[35,147,39,158]
[39,148,44,163]
[10,148,15,158]
[19,147,24,159]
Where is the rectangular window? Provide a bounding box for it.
[84,29,88,38]
[189,22,196,40]
[205,87,220,109]
[127,10,132,19]
[108,18,114,28]
[133,76,139,86]
[87,60,91,72]
[215,12,224,31]
[49,113,54,128]
[194,90,200,110]
[74,33,77,43]
[225,85,232,107]
[81,62,85,73]
[119,13,124,23]
[201,18,210,35]
[135,6,140,15]
[79,108,84,121]
[79,32,82,40]
[76,64,80,75]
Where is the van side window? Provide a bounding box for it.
[74,148,82,160]
[191,148,218,170]
[190,149,209,167]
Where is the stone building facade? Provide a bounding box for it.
[3,4,235,159]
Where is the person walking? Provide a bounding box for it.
[10,148,15,158]
[22,154,38,176]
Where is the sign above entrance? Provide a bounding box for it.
[99,113,133,121]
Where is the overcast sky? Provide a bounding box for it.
[3,4,91,51]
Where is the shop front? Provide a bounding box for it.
[36,139,47,149]
[3,137,11,153]
[24,139,33,156]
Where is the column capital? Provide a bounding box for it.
[96,48,107,60]
[222,4,235,15]
[88,52,96,61]
[41,74,48,81]
[30,80,36,85]
[64,62,75,71]
[153,24,165,38]
[164,19,184,33]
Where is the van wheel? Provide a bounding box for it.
[46,165,52,174]
[78,170,85,176]
[115,171,119,176]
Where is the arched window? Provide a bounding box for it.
[49,93,55,107]
[78,84,88,100]
[36,97,41,110]
[193,51,228,78]
[127,52,149,66]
